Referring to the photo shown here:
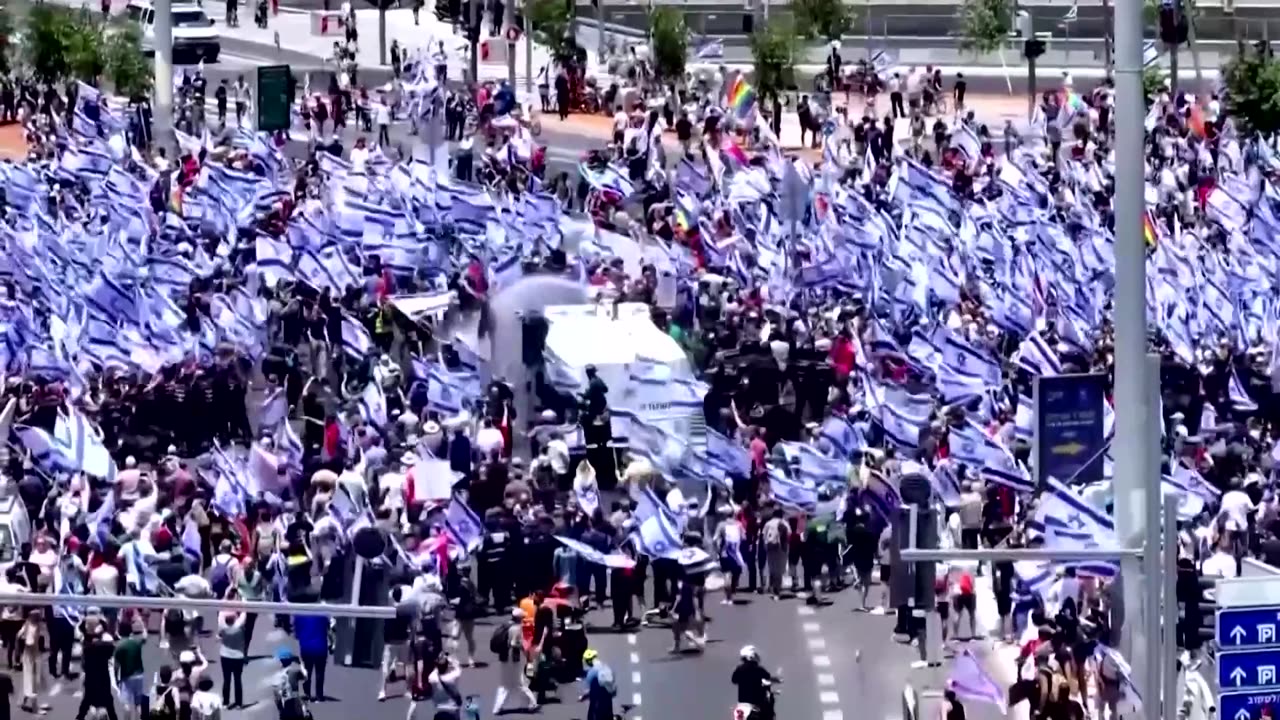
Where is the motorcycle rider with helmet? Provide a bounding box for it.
[731,646,780,720]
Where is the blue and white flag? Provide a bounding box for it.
[358,381,388,430]
[554,535,637,569]
[947,649,1006,713]
[17,406,117,481]
[444,494,485,553]
[53,565,84,623]
[181,517,203,568]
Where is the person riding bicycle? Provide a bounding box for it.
[731,646,780,719]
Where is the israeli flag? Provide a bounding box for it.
[768,465,819,511]
[555,536,636,569]
[17,405,117,481]
[359,381,389,430]
[444,495,485,553]
[53,566,84,623]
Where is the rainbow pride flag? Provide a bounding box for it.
[1061,89,1086,113]
[720,137,749,166]
[728,76,757,120]
[674,206,692,232]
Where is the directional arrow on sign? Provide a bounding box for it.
[1236,710,1250,720]
[1231,667,1248,686]
[1232,626,1248,644]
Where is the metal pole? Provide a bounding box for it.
[153,0,174,150]
[898,548,1144,563]
[343,557,367,665]
[0,592,397,619]
[1103,0,1113,71]
[1142,355,1164,720]
[907,506,926,663]
[379,7,388,67]
[1112,0,1151,670]
[1162,494,1180,720]
[469,0,481,85]
[525,0,534,96]
[597,0,604,63]
[505,0,517,87]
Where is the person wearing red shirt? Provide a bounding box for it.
[829,329,856,381]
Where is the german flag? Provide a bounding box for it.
[1143,210,1159,248]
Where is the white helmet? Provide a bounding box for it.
[739,645,759,662]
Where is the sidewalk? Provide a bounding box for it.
[218,6,599,85]
[540,90,1028,157]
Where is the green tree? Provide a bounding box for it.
[65,9,107,84]
[750,21,798,106]
[648,7,686,85]
[792,0,852,43]
[1142,65,1166,102]
[1224,42,1280,137]
[105,22,152,101]
[527,0,576,65]
[956,0,1011,55]
[0,6,13,77]
[24,3,74,83]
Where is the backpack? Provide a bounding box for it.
[489,622,511,662]
[149,687,177,720]
[595,663,617,696]
[763,521,783,548]
[209,558,231,598]
[163,609,185,637]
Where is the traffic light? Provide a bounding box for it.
[1176,558,1217,650]
[1158,0,1189,45]
[1023,38,1046,61]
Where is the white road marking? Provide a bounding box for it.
[802,621,821,633]
[630,652,641,663]
[822,711,845,720]
[627,634,638,645]
[797,605,816,616]
[817,673,836,686]
[807,637,827,651]
[631,671,642,684]
[812,654,832,668]
[632,693,643,706]
[819,691,841,705]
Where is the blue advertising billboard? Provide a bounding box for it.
[1033,373,1107,486]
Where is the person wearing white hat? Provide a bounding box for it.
[493,607,538,714]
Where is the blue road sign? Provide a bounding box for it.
[1221,689,1280,720]
[1033,373,1106,486]
[1220,607,1280,649]
[1220,648,1280,690]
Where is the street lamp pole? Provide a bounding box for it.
[153,0,174,150]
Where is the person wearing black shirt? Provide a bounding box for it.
[731,648,778,717]
[943,689,966,720]
[797,96,812,147]
[675,112,692,150]
[76,624,119,720]
[479,510,513,610]
[580,365,609,444]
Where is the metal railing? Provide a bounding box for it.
[0,592,397,619]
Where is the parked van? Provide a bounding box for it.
[125,0,221,64]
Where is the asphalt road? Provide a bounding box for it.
[25,579,1007,720]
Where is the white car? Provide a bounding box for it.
[126,0,221,64]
